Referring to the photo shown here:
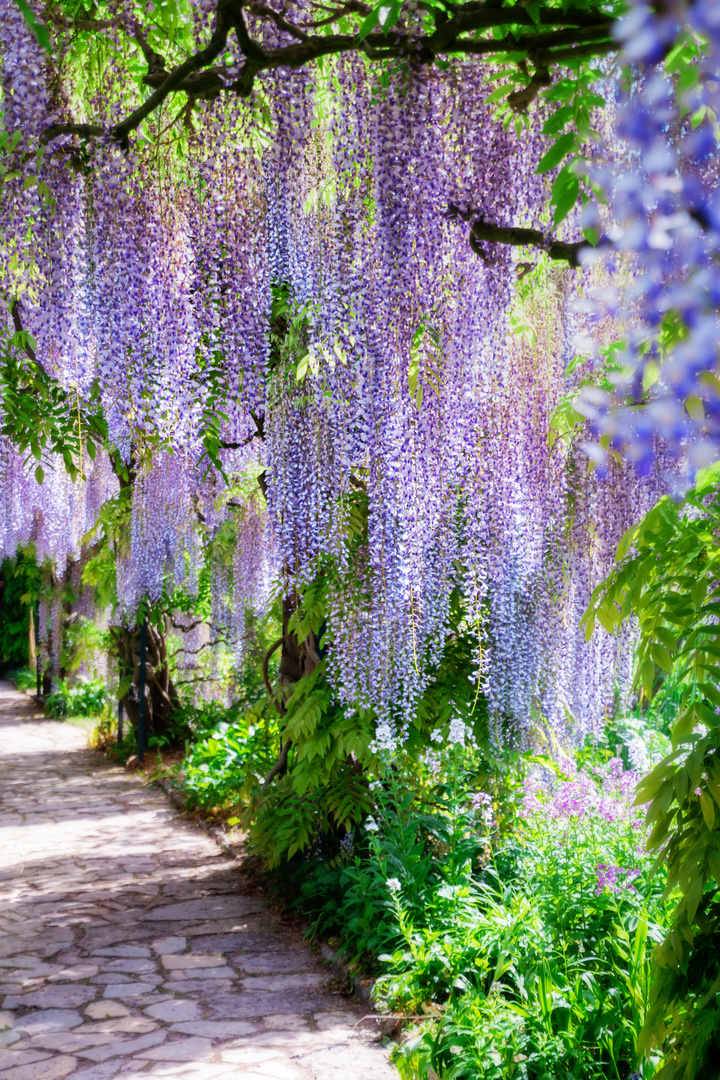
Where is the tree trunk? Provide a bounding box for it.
[278,595,321,691]
[112,620,185,741]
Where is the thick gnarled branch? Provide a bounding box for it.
[42,1,616,145]
[447,205,590,268]
[471,220,588,267]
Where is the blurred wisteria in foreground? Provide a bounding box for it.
[576,0,720,478]
[0,0,715,745]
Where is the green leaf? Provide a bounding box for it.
[485,84,516,105]
[34,464,44,484]
[536,133,575,175]
[542,105,574,137]
[700,791,716,830]
[378,1,401,34]
[357,7,379,40]
[551,168,579,227]
[596,605,616,635]
[641,657,655,700]
[651,642,673,673]
[677,63,699,101]
[673,706,698,746]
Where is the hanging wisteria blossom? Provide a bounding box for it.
[1,0,704,747]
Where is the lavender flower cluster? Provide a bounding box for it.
[521,756,649,896]
[0,0,675,743]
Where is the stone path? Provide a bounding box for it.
[0,682,396,1080]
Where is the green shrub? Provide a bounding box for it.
[181,698,279,809]
[45,678,108,718]
[10,666,36,692]
[384,755,670,1080]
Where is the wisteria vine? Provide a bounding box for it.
[0,0,712,748]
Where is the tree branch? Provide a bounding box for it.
[261,739,290,790]
[219,409,265,450]
[9,300,51,377]
[263,635,286,717]
[447,206,591,268]
[452,23,614,56]
[246,2,310,40]
[42,2,617,144]
[307,0,371,28]
[171,617,203,632]
[172,639,223,654]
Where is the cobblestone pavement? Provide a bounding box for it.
[0,682,397,1080]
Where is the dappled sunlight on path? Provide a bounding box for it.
[0,682,396,1080]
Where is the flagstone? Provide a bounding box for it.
[84,1002,129,1020]
[100,958,157,975]
[144,1000,201,1023]
[145,896,264,922]
[75,1019,157,1035]
[12,1011,84,1035]
[161,954,225,970]
[0,681,397,1080]
[90,948,151,959]
[242,974,328,992]
[102,983,157,999]
[76,1028,167,1062]
[3,986,96,1009]
[151,938,185,955]
[0,1054,75,1080]
[136,1036,213,1061]
[169,1020,255,1038]
[0,1053,53,1070]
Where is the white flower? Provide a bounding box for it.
[374,721,397,753]
[364,817,379,832]
[627,736,650,774]
[423,749,441,774]
[448,715,468,746]
[386,877,402,892]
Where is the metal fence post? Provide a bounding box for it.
[138,620,147,763]
[35,600,41,699]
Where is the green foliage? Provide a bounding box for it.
[181,697,280,809]
[60,615,110,684]
[10,666,36,692]
[585,470,720,1079]
[45,677,108,719]
[261,746,668,1080]
[382,758,669,1080]
[247,664,376,867]
[247,577,486,869]
[0,554,33,664]
[0,331,107,482]
[277,744,494,968]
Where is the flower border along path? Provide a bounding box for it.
[0,681,397,1080]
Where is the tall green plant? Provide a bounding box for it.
[584,469,720,1080]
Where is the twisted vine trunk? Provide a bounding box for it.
[112,619,184,740]
[261,594,321,789]
[278,595,321,688]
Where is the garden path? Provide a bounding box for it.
[0,682,396,1080]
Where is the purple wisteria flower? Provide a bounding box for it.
[595,864,642,895]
